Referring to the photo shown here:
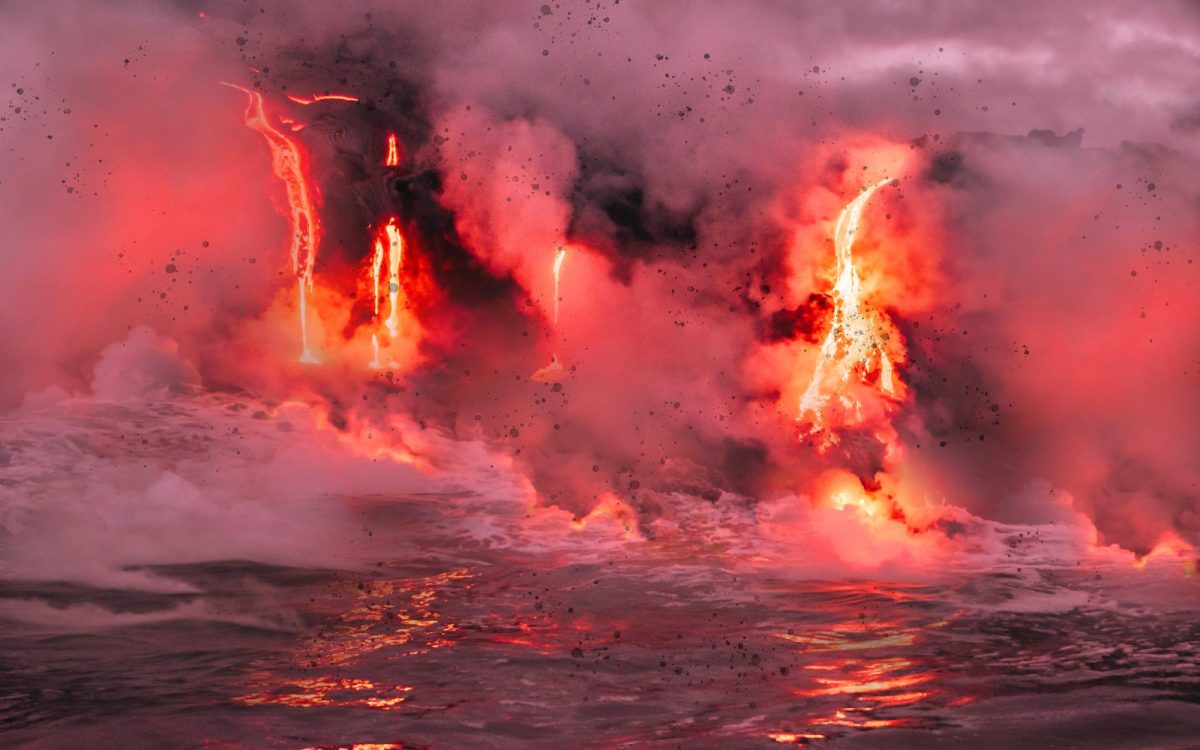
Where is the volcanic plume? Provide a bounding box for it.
[2,0,1199,576]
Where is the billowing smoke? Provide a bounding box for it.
[2,0,1198,572]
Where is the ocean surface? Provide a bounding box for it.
[2,397,1199,749]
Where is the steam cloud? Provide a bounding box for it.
[2,0,1198,578]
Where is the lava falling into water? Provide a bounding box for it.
[552,246,567,327]
[371,235,385,316]
[380,218,404,338]
[362,135,411,371]
[798,178,900,448]
[385,133,400,167]
[532,247,569,383]
[369,333,382,370]
[224,83,321,363]
[365,215,407,370]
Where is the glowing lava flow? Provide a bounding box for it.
[286,92,360,105]
[532,247,569,383]
[371,235,385,316]
[798,178,899,445]
[224,83,321,363]
[552,246,567,327]
[380,218,405,338]
[385,133,400,167]
[369,333,382,371]
[365,217,406,369]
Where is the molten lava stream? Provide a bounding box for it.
[552,245,567,328]
[798,177,902,447]
[783,169,940,547]
[224,82,322,364]
[385,132,401,167]
[382,218,404,339]
[365,216,407,370]
[286,92,360,105]
[532,246,569,383]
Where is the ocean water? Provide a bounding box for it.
[2,396,1199,749]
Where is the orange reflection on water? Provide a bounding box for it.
[233,568,471,714]
[487,618,560,652]
[794,657,931,698]
[300,745,409,750]
[818,708,917,729]
[769,732,827,744]
[480,599,607,655]
[869,690,933,708]
[235,677,412,711]
[770,584,960,742]
[779,629,916,652]
[314,568,471,666]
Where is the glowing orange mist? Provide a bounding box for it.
[798,178,900,446]
[224,83,321,363]
[1132,532,1197,574]
[570,493,637,536]
[385,133,400,167]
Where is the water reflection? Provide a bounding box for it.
[299,745,409,750]
[766,583,957,743]
[224,565,973,748]
[232,568,470,712]
[9,551,1194,748]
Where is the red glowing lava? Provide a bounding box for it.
[385,133,401,167]
[797,177,905,449]
[286,92,360,105]
[224,82,322,363]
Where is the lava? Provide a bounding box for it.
[1132,531,1198,574]
[360,215,418,371]
[286,92,360,105]
[381,218,405,339]
[569,492,638,535]
[369,333,382,370]
[385,133,400,167]
[531,245,570,383]
[224,82,321,363]
[552,245,567,327]
[371,234,385,316]
[797,177,903,448]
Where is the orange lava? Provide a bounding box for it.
[1133,531,1198,574]
[571,493,638,535]
[385,133,401,167]
[224,82,321,363]
[286,93,360,105]
[797,176,905,450]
